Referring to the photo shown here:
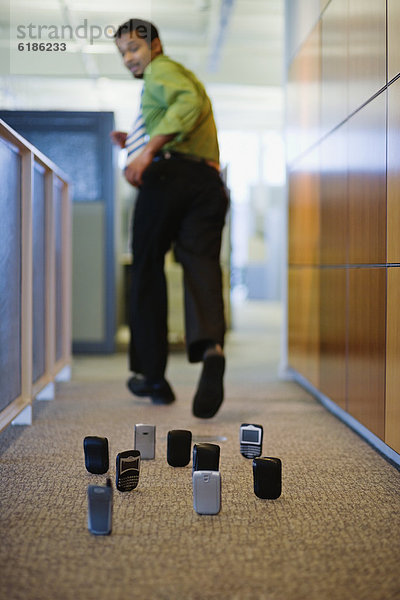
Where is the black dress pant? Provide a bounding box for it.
[129,156,229,381]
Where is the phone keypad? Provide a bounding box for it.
[240,444,261,459]
[117,472,139,492]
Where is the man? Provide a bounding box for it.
[110,18,228,418]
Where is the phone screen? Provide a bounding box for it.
[243,429,260,443]
[120,456,139,474]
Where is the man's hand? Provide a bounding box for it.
[124,133,176,187]
[110,130,128,148]
[124,148,154,187]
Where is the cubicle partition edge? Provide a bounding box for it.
[0,119,71,432]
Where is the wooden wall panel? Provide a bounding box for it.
[285,0,322,70]
[348,0,386,114]
[320,125,348,265]
[387,78,400,263]
[286,23,321,163]
[288,267,320,389]
[386,267,400,453]
[286,0,400,455]
[347,268,386,440]
[319,268,347,410]
[321,0,348,136]
[288,148,320,266]
[388,0,400,82]
[347,92,387,265]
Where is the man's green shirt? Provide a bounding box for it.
[142,54,220,163]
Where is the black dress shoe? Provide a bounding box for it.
[192,352,225,418]
[127,375,175,405]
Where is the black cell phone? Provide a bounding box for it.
[87,478,113,535]
[116,450,141,492]
[167,430,192,467]
[252,457,282,499]
[83,436,109,474]
[239,423,263,459]
[192,443,220,473]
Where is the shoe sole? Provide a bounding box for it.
[192,354,225,419]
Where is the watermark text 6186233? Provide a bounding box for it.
[18,42,67,52]
[9,18,122,75]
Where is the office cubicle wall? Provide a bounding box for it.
[0,128,22,415]
[0,119,71,432]
[0,110,115,354]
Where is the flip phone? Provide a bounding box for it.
[87,478,113,535]
[134,424,156,460]
[252,457,282,499]
[167,430,192,467]
[239,424,263,459]
[193,471,221,515]
[116,450,141,492]
[192,443,220,473]
[83,436,109,474]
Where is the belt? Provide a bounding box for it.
[153,150,220,171]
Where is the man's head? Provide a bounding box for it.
[114,19,162,78]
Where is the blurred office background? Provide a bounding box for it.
[0,0,286,353]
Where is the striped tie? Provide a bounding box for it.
[125,90,148,165]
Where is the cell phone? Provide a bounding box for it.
[83,436,109,474]
[239,423,263,459]
[253,457,282,499]
[134,424,156,460]
[193,471,221,515]
[116,450,141,492]
[192,443,220,473]
[167,430,192,467]
[87,478,113,535]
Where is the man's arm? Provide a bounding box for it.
[124,133,175,187]
[145,61,204,143]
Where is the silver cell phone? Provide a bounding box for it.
[87,478,113,535]
[240,423,263,459]
[134,424,156,460]
[193,471,221,515]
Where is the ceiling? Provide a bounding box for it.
[1,0,284,87]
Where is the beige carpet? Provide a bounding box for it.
[1,302,399,600]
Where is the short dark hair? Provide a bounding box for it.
[114,19,160,46]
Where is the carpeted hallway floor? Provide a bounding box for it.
[0,301,399,600]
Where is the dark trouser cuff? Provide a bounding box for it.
[188,339,224,363]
